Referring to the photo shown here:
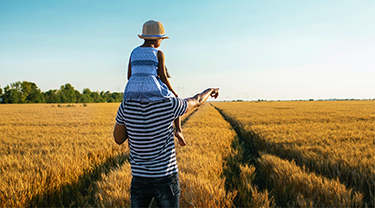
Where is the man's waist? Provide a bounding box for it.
[132,172,179,184]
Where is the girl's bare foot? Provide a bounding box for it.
[175,131,186,146]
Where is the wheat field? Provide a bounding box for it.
[1,100,374,207]
[0,103,124,207]
[212,100,374,207]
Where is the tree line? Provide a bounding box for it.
[0,81,124,104]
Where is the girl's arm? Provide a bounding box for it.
[127,57,132,80]
[157,50,178,97]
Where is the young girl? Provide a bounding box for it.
[123,20,186,146]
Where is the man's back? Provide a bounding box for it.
[115,97,187,178]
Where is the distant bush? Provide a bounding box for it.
[1,81,124,104]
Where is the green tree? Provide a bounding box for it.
[74,90,81,103]
[100,91,107,102]
[44,89,60,103]
[58,83,77,103]
[20,81,45,103]
[90,91,104,103]
[1,81,125,104]
[79,94,92,103]
[2,82,22,103]
[80,88,93,103]
[111,92,124,102]
[0,86,3,103]
[102,91,114,102]
[79,88,105,103]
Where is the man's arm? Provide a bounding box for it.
[184,88,219,114]
[113,123,128,145]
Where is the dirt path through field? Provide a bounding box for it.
[210,103,274,207]
[175,103,237,207]
[211,102,370,207]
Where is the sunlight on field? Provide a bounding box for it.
[212,100,375,207]
[94,161,132,207]
[0,103,123,207]
[258,152,363,207]
[176,104,236,207]
[1,100,374,207]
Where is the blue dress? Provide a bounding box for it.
[123,46,174,102]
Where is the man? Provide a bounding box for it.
[113,88,219,207]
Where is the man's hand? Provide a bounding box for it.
[185,88,220,113]
[210,88,219,99]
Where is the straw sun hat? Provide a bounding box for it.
[138,20,169,40]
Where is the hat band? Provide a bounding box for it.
[141,34,167,38]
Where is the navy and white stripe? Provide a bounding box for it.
[116,97,187,178]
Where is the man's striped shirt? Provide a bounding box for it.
[116,97,187,178]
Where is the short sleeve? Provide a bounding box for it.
[115,101,126,125]
[171,97,187,119]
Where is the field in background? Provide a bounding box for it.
[0,102,195,207]
[0,103,124,207]
[1,100,373,207]
[212,100,374,207]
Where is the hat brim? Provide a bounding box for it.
[138,34,169,39]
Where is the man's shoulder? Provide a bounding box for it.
[170,97,187,117]
[170,97,186,105]
[122,99,173,109]
[121,98,186,108]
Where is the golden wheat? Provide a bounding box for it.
[258,152,363,207]
[95,104,238,207]
[0,101,206,207]
[94,159,132,207]
[176,104,236,207]
[212,100,375,206]
[0,103,123,207]
[3,100,373,207]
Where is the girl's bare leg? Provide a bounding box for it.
[174,117,186,146]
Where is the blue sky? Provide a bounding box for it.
[0,0,374,100]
